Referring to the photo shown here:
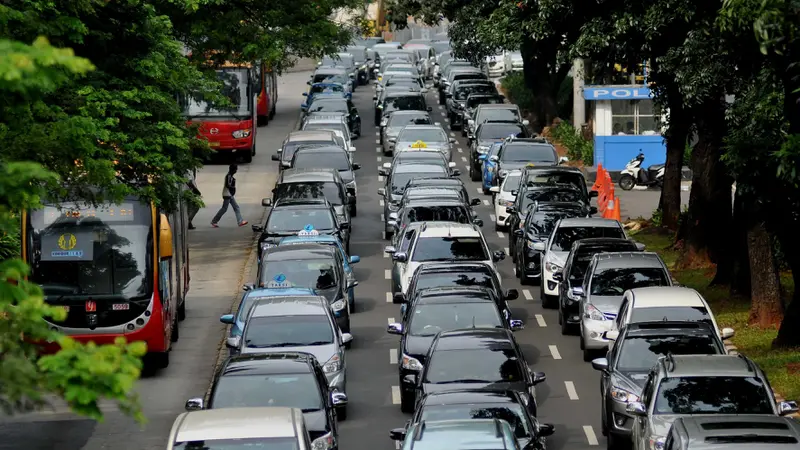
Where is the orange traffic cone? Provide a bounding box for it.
[591,164,604,191]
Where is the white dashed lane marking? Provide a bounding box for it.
[384,270,391,280]
[476,187,482,194]
[489,214,496,222]
[583,426,599,446]
[385,292,392,302]
[497,231,505,238]
[390,348,397,364]
[549,345,561,360]
[391,386,401,405]
[461,156,468,162]
[377,156,382,162]
[482,199,490,206]
[565,381,579,400]
[388,317,394,324]
[379,199,385,206]
[535,314,547,327]
[457,147,463,153]
[375,139,380,144]
[523,290,533,301]
[450,132,455,137]
[379,176,385,182]
[504,247,510,255]
[375,147,380,153]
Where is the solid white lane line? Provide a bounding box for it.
[461,156,468,162]
[565,381,579,400]
[583,426,599,446]
[549,345,562,360]
[379,199,385,206]
[523,290,533,301]
[390,348,398,364]
[391,386,401,405]
[482,199,490,206]
[386,292,392,303]
[489,214,496,222]
[457,147,463,153]
[535,314,547,327]
[384,270,391,280]
[497,231,505,238]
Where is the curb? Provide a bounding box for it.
[724,342,800,419]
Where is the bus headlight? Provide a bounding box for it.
[232,129,251,139]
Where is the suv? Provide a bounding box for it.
[388,198,483,237]
[624,354,799,450]
[591,321,728,448]
[445,80,498,130]
[466,104,528,139]
[469,121,530,179]
[254,197,349,254]
[289,146,360,211]
[578,252,672,361]
[380,110,432,149]
[665,415,800,450]
[519,166,597,208]
[491,137,565,185]
[273,130,341,172]
[375,91,431,126]
[385,222,505,297]
[391,419,522,450]
[274,168,354,223]
[301,114,356,154]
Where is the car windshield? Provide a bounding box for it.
[412,237,488,262]
[480,124,526,140]
[397,129,447,143]
[260,259,337,289]
[294,151,350,171]
[404,206,470,227]
[174,437,300,450]
[243,315,334,348]
[273,182,345,206]
[417,271,496,291]
[313,73,348,84]
[282,141,334,160]
[347,49,366,63]
[654,376,773,415]
[616,335,721,372]
[386,80,421,90]
[308,99,348,114]
[454,84,495,100]
[425,349,525,384]
[266,209,335,231]
[524,190,584,211]
[550,226,626,252]
[409,302,503,336]
[631,306,712,324]
[590,267,669,296]
[310,84,344,94]
[421,403,530,438]
[391,170,447,193]
[528,211,577,236]
[182,68,251,118]
[567,253,596,284]
[322,55,354,67]
[500,144,556,163]
[385,66,417,75]
[467,96,503,108]
[385,96,426,113]
[395,154,446,167]
[502,174,521,192]
[480,109,520,122]
[211,373,323,411]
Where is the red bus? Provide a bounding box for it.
[256,62,278,126]
[21,195,190,369]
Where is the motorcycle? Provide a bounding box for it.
[618,151,664,190]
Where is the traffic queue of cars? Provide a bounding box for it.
[167,36,800,450]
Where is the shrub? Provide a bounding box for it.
[549,121,594,165]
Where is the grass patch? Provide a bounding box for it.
[630,226,800,401]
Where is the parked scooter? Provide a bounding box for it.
[618,151,664,190]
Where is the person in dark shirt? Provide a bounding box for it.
[211,164,248,227]
[187,170,202,230]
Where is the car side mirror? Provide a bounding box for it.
[251,225,263,233]
[721,327,735,340]
[559,156,569,164]
[478,154,487,161]
[452,169,461,177]
[505,289,519,301]
[307,80,312,85]
[271,154,280,161]
[489,155,499,162]
[387,322,403,335]
[449,138,456,143]
[332,392,348,407]
[539,423,555,437]
[531,372,546,385]
[635,242,647,251]
[522,119,530,126]
[392,252,408,262]
[552,272,563,282]
[571,286,585,298]
[591,358,609,372]
[533,242,546,251]
[389,428,407,441]
[473,218,483,227]
[185,397,204,411]
[261,198,272,207]
[509,319,524,331]
[489,186,500,193]
[372,95,377,100]
[347,279,359,289]
[302,92,308,96]
[225,336,241,349]
[492,250,505,262]
[506,206,516,214]
[427,106,433,112]
[626,401,647,417]
[590,190,599,198]
[589,206,598,215]
[384,246,397,254]
[220,314,235,325]
[352,163,361,170]
[780,401,799,416]
[281,161,291,168]
[513,229,524,237]
[341,333,354,345]
[349,255,360,264]
[242,283,255,291]
[603,330,620,341]
[388,212,398,220]
[339,222,350,230]
[378,188,386,196]
[471,198,481,206]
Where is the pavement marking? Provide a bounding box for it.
[465,165,470,172]
[482,199,490,206]
[461,156,468,162]
[489,214,496,222]
[583,425,599,446]
[376,131,379,136]
[377,156,383,162]
[549,345,562,360]
[375,139,380,144]
[450,132,455,137]
[379,175,385,182]
[384,269,391,280]
[565,381,579,400]
[386,292,392,303]
[444,118,449,122]
[535,314,547,327]
[391,386,401,405]
[380,213,385,221]
[497,231,505,238]
[390,348,397,364]
[395,440,401,450]
[441,112,446,116]
[476,187,482,194]
[434,121,441,126]
[388,317,395,324]
[457,147,463,153]
[376,147,381,153]
[504,247,510,255]
[523,289,533,301]
[379,199,385,206]
[438,105,443,109]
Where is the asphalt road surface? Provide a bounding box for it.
[0,70,672,449]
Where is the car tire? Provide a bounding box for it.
[257,115,268,127]
[583,347,597,362]
[171,315,179,342]
[470,164,480,182]
[351,204,357,217]
[542,293,556,309]
[337,406,347,421]
[560,310,575,336]
[400,390,414,413]
[242,149,253,163]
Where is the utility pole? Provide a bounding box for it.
[572,58,586,128]
[376,0,386,37]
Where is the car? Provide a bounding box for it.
[504,51,524,73]
[375,91,431,126]
[439,68,488,104]
[254,197,349,255]
[378,163,451,236]
[387,198,483,237]
[478,141,504,193]
[167,407,312,450]
[533,218,628,308]
[506,191,594,254]
[388,287,523,411]
[445,81,499,130]
[463,94,506,131]
[303,98,361,136]
[510,202,590,285]
[309,68,354,93]
[391,418,523,450]
[344,45,369,85]
[466,104,529,138]
[379,149,458,176]
[578,252,673,360]
[301,113,356,154]
[430,39,451,56]
[468,120,532,166]
[400,261,519,305]
[485,52,506,77]
[404,44,436,78]
[319,53,357,84]
[401,284,519,325]
[375,76,426,101]
[289,146,360,214]
[379,110,433,150]
[372,42,404,65]
[272,130,341,172]
[273,168,354,224]
[393,124,456,161]
[491,137,566,186]
[665,415,800,450]
[623,354,799,450]
[393,390,555,450]
[254,244,354,332]
[403,177,475,207]
[608,286,737,343]
[411,328,545,415]
[385,222,505,297]
[302,83,351,110]
[399,186,479,211]
[554,238,646,335]
[380,63,421,80]
[278,234,360,311]
[519,165,597,208]
[354,37,386,48]
[590,321,728,448]
[437,60,473,93]
[186,353,344,448]
[489,170,522,229]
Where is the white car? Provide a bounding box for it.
[485,53,505,78]
[489,170,522,230]
[503,51,524,73]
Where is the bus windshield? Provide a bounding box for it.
[181,68,253,119]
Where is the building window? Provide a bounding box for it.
[611,99,658,135]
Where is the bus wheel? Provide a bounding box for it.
[257,116,268,127]
[144,352,170,373]
[269,105,276,120]
[178,300,186,321]
[242,148,253,163]
[171,316,179,342]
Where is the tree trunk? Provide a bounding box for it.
[746,221,784,328]
[771,201,800,347]
[676,97,733,282]
[658,85,689,229]
[729,190,751,296]
[520,36,569,133]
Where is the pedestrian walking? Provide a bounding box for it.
[187,171,202,230]
[211,164,248,227]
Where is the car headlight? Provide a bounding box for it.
[232,129,251,139]
[331,299,346,312]
[312,432,334,450]
[401,354,423,371]
[323,353,343,373]
[388,202,400,211]
[585,303,606,321]
[648,436,665,450]
[260,242,275,253]
[546,261,562,273]
[478,145,490,153]
[360,64,367,70]
[610,386,640,403]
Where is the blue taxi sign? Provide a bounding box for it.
[266,273,293,288]
[298,224,319,236]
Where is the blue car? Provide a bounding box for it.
[278,235,360,311]
[302,83,351,110]
[219,287,316,346]
[479,142,504,195]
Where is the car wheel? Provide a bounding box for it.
[542,293,556,309]
[171,315,179,342]
[178,299,186,321]
[242,149,253,163]
[257,115,268,127]
[470,164,480,182]
[337,406,347,421]
[400,390,414,413]
[351,204,357,217]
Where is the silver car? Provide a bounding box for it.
[380,110,432,153]
[393,124,455,161]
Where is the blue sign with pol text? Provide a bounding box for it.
[583,86,653,101]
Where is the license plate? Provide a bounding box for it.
[208,141,220,147]
[112,303,130,311]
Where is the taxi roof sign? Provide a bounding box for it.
[298,224,320,236]
[410,140,427,148]
[267,273,293,288]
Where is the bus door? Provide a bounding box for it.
[158,214,176,342]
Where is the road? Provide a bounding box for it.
[0,69,671,449]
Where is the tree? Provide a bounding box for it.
[0,37,146,422]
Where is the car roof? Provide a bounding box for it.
[251,297,329,318]
[385,91,424,98]
[272,198,332,209]
[435,328,515,350]
[405,187,461,197]
[417,222,480,237]
[593,252,664,270]
[422,390,521,406]
[398,125,446,132]
[222,352,317,376]
[479,104,519,110]
[629,286,705,307]
[411,419,512,446]
[532,202,587,212]
[394,164,448,174]
[245,287,316,298]
[676,415,800,447]
[280,235,340,245]
[287,130,336,141]
[263,244,337,261]
[174,407,301,442]
[661,354,758,377]
[407,177,463,186]
[304,114,348,123]
[395,151,447,160]
[557,218,620,228]
[280,168,339,182]
[390,110,430,116]
[405,198,464,208]
[524,165,584,174]
[314,67,346,74]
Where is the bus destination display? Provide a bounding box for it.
[42,203,135,226]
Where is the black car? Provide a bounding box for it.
[392,390,555,450]
[438,67,486,104]
[254,197,349,255]
[519,166,597,206]
[510,202,589,281]
[188,353,344,450]
[493,138,562,186]
[400,261,518,304]
[409,328,545,416]
[273,130,341,172]
[553,238,643,335]
[401,186,481,211]
[387,290,523,412]
[404,177,474,204]
[273,168,354,223]
[403,285,519,327]
[256,244,353,332]
[445,81,498,130]
[506,188,593,251]
[375,91,431,126]
[379,164,452,237]
[305,98,361,136]
[289,146,361,214]
[469,121,530,180]
[389,199,483,237]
